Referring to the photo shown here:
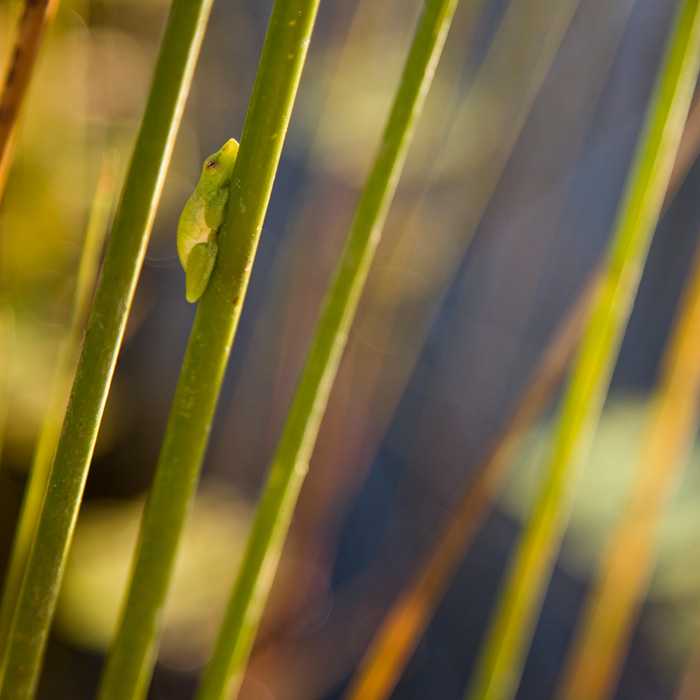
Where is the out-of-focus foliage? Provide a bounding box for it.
[499,397,700,663]
[0,0,168,463]
[499,398,700,586]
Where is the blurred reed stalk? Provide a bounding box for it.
[0,151,117,660]
[194,1,460,699]
[465,2,700,699]
[0,0,216,696]
[0,304,13,469]
[555,168,700,700]
[0,0,60,201]
[95,2,322,700]
[341,272,598,700]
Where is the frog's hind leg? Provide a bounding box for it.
[185,240,218,302]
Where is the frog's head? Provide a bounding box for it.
[201,138,239,188]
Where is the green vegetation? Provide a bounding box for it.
[1,1,700,699]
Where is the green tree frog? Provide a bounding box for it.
[177,138,239,302]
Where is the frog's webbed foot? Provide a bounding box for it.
[185,240,218,302]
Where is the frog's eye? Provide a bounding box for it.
[205,158,219,172]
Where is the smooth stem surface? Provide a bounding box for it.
[556,208,700,700]
[0,152,116,662]
[465,1,700,699]
[195,1,460,699]
[95,2,321,699]
[0,1,214,696]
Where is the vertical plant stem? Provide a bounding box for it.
[0,152,117,661]
[0,1,215,697]
[464,1,700,699]
[95,2,321,700]
[556,219,700,700]
[195,2,460,700]
[0,0,60,202]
